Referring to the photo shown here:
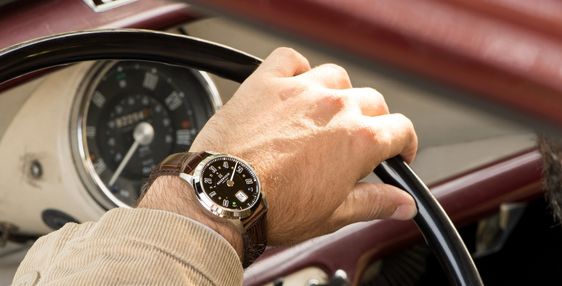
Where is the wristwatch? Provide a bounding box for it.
[143,151,268,267]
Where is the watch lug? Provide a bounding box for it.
[179,172,195,187]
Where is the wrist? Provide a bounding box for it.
[137,176,243,258]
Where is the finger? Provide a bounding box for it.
[337,87,389,116]
[297,63,352,89]
[257,47,311,77]
[330,182,417,228]
[355,113,418,164]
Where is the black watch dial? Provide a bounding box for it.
[200,156,260,211]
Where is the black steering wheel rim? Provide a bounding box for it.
[0,29,483,286]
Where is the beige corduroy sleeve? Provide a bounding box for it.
[12,208,243,286]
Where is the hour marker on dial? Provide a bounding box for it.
[245,178,253,184]
[222,199,230,207]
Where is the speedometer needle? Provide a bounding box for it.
[108,122,154,187]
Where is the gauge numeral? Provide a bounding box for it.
[209,166,217,173]
[222,199,230,207]
[236,166,243,173]
[204,178,212,184]
[165,91,183,111]
[86,126,96,138]
[143,72,159,90]
[92,91,106,108]
[93,159,107,174]
[176,129,192,145]
[245,178,253,185]
[209,191,217,197]
[223,161,229,169]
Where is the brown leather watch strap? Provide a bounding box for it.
[242,198,268,267]
[140,152,210,198]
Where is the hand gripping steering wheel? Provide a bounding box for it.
[0,30,483,286]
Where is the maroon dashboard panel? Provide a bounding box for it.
[195,0,562,129]
[244,150,543,285]
[0,0,192,49]
[0,0,194,91]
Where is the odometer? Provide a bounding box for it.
[72,61,221,208]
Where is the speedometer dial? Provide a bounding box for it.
[72,61,221,208]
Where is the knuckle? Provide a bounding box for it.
[273,47,297,56]
[354,124,393,158]
[322,63,347,75]
[361,87,388,112]
[354,124,378,144]
[321,92,349,111]
[321,63,351,87]
[395,113,415,133]
[273,47,308,65]
[363,87,384,101]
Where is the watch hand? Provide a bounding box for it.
[108,122,154,187]
[230,162,238,181]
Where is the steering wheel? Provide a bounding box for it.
[0,29,483,286]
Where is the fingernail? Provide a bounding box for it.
[391,204,417,220]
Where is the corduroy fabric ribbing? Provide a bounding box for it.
[12,208,243,285]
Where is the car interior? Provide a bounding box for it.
[0,1,559,285]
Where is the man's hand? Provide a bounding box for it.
[190,48,418,245]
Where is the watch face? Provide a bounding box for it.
[199,156,260,211]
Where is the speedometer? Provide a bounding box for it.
[71,61,221,208]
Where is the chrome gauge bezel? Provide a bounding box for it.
[70,60,222,209]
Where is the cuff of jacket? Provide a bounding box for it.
[93,207,243,285]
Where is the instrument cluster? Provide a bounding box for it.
[71,61,221,208]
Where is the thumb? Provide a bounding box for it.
[330,182,417,228]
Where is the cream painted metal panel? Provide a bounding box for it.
[0,62,106,234]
